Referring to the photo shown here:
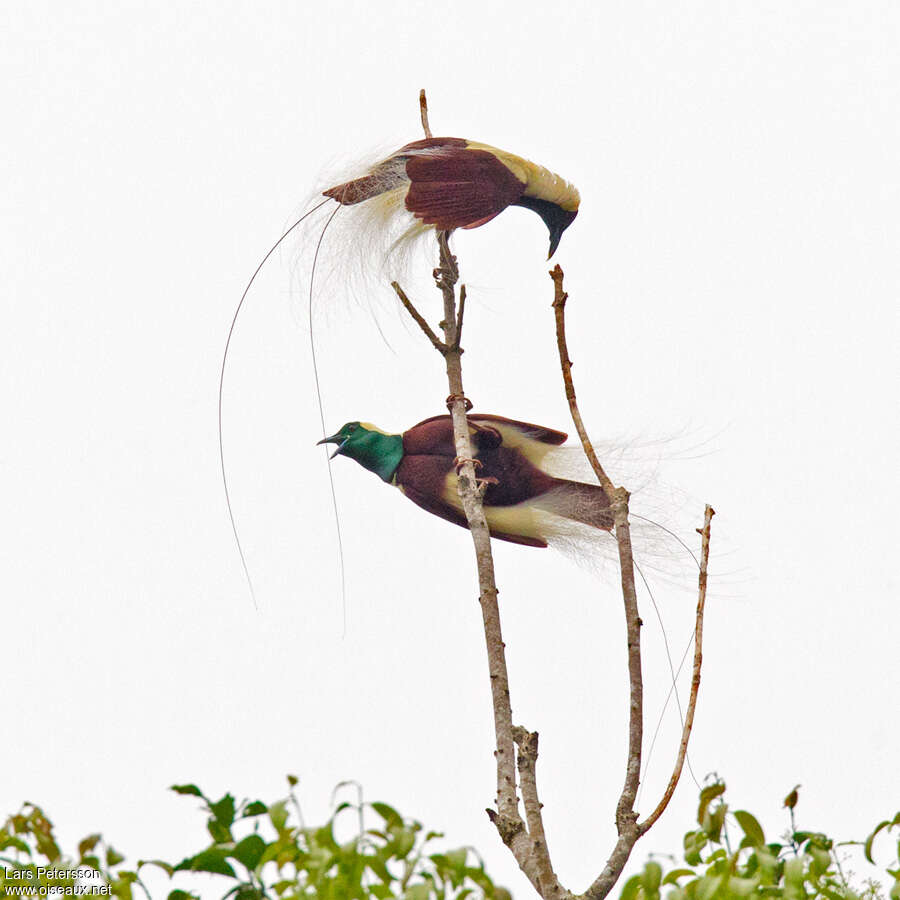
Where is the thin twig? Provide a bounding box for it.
[550,265,615,500]
[638,505,714,834]
[419,89,432,138]
[551,265,644,900]
[391,281,446,352]
[514,727,563,898]
[453,284,466,350]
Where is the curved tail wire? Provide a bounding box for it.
[306,204,348,635]
[219,197,333,607]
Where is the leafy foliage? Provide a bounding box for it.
[0,778,510,900]
[2,779,897,900]
[621,782,900,900]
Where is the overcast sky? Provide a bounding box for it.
[3,2,898,897]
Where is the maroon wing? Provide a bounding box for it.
[467,414,568,446]
[402,146,526,230]
[396,455,547,548]
[403,415,523,456]
[403,414,567,456]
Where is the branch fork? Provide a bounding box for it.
[398,91,714,900]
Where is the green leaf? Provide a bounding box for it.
[662,869,696,886]
[695,874,721,900]
[242,801,267,818]
[866,819,891,864]
[367,851,393,884]
[705,804,726,843]
[392,827,415,860]
[208,820,231,843]
[697,782,726,826]
[1,835,31,854]
[269,801,289,832]
[78,834,102,858]
[209,795,236,829]
[642,862,662,893]
[232,835,266,871]
[371,802,402,826]
[734,810,765,848]
[287,775,299,787]
[783,857,805,900]
[171,784,204,798]
[106,846,125,867]
[445,847,468,871]
[136,859,173,877]
[404,885,431,900]
[313,821,339,852]
[187,848,236,877]
[167,891,199,900]
[684,830,706,866]
[233,886,264,900]
[807,844,831,875]
[728,876,759,897]
[620,873,642,900]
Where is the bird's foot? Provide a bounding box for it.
[454,456,482,474]
[446,393,473,411]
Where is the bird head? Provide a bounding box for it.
[513,196,579,258]
[546,207,579,259]
[317,422,404,483]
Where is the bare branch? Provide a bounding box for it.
[453,284,466,350]
[513,727,566,899]
[391,280,446,352]
[551,265,644,900]
[550,265,615,501]
[433,231,521,833]
[419,89,432,138]
[550,265,715,897]
[638,504,715,834]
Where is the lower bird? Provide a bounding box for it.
[318,414,612,547]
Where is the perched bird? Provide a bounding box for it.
[318,414,612,547]
[323,138,580,258]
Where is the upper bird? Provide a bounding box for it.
[323,138,580,258]
[318,414,611,547]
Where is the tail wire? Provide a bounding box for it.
[219,197,332,608]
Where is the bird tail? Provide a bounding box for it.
[532,480,613,531]
[323,156,410,206]
[323,174,386,205]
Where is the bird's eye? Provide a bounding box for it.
[347,423,359,433]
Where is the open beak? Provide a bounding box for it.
[316,434,346,460]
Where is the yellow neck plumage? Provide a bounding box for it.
[466,141,581,212]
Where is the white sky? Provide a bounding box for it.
[3,2,898,897]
